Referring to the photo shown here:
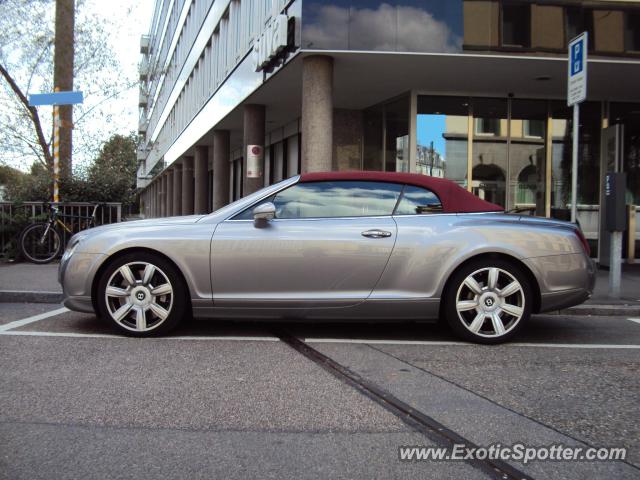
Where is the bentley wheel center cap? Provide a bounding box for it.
[131,286,151,307]
[480,292,499,311]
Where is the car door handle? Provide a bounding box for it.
[361,229,392,238]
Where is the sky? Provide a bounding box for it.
[83,0,154,143]
[417,114,446,156]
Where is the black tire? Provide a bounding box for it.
[443,258,532,344]
[96,251,188,337]
[19,223,62,264]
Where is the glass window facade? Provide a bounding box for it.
[509,100,547,214]
[363,96,410,173]
[301,1,640,56]
[301,0,463,52]
[611,103,640,206]
[501,2,531,48]
[414,96,607,233]
[472,98,508,207]
[627,11,640,52]
[416,96,468,186]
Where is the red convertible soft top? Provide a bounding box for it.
[299,171,503,214]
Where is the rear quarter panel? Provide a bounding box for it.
[371,213,582,300]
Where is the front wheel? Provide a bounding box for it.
[96,252,187,336]
[19,223,62,264]
[443,259,532,344]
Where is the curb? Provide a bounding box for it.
[553,304,640,317]
[0,290,64,304]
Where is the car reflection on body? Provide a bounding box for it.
[59,171,595,344]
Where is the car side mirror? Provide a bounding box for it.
[253,202,275,228]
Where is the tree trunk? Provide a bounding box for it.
[54,0,75,179]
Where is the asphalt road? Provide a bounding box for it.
[0,303,639,479]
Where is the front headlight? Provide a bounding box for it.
[62,235,83,260]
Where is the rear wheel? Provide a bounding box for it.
[443,259,531,344]
[19,223,61,264]
[96,252,187,336]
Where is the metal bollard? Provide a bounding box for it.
[628,205,637,264]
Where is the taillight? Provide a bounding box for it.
[574,228,590,256]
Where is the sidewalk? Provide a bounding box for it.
[0,261,638,314]
[0,262,62,303]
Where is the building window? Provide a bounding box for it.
[625,11,640,52]
[416,96,469,186]
[524,119,545,138]
[501,2,530,48]
[565,7,594,51]
[476,117,500,136]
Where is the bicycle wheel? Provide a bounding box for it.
[19,223,62,264]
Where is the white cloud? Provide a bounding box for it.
[303,3,461,53]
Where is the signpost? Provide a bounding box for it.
[567,32,588,223]
[28,90,83,203]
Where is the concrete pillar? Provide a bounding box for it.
[213,130,230,210]
[301,55,333,173]
[166,170,173,217]
[173,164,182,216]
[153,181,157,217]
[242,105,265,196]
[182,156,194,215]
[194,147,209,214]
[161,174,168,217]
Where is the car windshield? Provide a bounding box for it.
[201,177,298,221]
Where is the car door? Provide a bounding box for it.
[210,180,402,308]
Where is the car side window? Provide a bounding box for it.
[394,185,442,215]
[272,181,402,219]
[228,181,403,220]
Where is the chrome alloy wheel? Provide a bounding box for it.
[455,267,525,338]
[104,261,173,332]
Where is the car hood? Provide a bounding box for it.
[79,215,206,237]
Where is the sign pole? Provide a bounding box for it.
[570,103,579,223]
[567,31,587,224]
[53,101,60,204]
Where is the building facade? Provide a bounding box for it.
[137,0,640,260]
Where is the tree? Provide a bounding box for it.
[53,0,76,179]
[2,133,138,206]
[0,0,135,175]
[85,133,138,206]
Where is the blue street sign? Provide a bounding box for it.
[28,91,84,106]
[570,42,583,76]
[567,32,588,106]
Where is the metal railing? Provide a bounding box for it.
[0,202,122,258]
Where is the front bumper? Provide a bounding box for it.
[63,295,95,313]
[59,252,106,313]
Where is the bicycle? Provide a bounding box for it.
[18,203,102,264]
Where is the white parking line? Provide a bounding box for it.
[304,338,640,349]
[628,318,640,325]
[0,307,69,332]
[0,330,279,341]
[0,326,637,348]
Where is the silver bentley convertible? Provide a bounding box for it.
[59,171,595,344]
